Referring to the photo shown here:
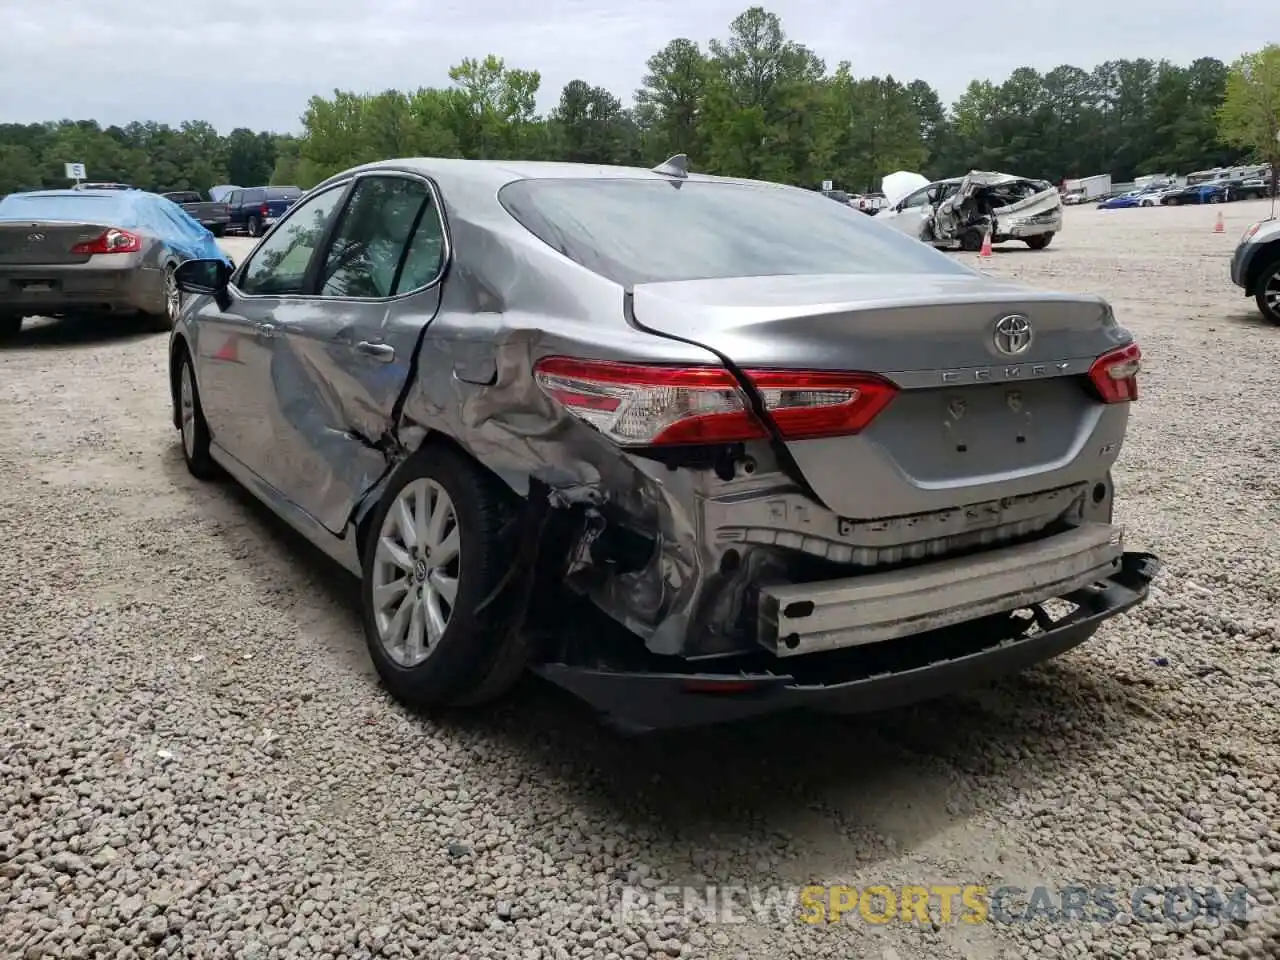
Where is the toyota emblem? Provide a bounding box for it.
[993,314,1033,356]
[26,232,45,242]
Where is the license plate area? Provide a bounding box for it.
[15,279,58,294]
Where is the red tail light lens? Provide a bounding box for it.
[534,358,766,445]
[260,204,270,216]
[71,228,142,255]
[1088,342,1142,403]
[745,369,898,440]
[532,358,898,446]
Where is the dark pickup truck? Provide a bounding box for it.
[225,186,303,237]
[162,191,231,236]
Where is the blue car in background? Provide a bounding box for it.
[1097,192,1146,209]
[0,189,230,340]
[1163,181,1230,205]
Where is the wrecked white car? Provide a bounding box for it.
[880,171,1063,251]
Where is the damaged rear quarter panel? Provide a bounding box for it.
[391,180,766,655]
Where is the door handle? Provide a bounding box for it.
[355,341,396,362]
[256,322,279,340]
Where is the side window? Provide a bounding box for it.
[244,188,264,205]
[319,176,442,299]
[227,190,241,207]
[395,197,446,295]
[901,188,931,210]
[236,187,345,296]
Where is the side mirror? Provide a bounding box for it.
[175,258,232,295]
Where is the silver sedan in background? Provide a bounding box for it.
[168,156,1159,731]
[0,189,228,340]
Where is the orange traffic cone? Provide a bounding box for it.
[979,228,993,257]
[1214,211,1225,234]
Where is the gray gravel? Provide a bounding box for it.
[1,203,1278,960]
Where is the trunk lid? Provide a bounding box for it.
[0,222,108,265]
[630,273,1133,519]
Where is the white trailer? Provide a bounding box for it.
[1061,175,1111,204]
[1062,174,1112,202]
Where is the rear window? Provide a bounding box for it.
[266,187,301,200]
[498,178,970,286]
[0,193,132,224]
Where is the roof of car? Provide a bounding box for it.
[7,189,141,199]
[319,157,741,194]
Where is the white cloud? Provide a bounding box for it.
[0,0,1268,132]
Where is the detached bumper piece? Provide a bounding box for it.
[535,551,1160,732]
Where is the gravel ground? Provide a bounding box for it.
[1,202,1277,960]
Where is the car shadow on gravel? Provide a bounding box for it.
[0,314,158,349]
[159,447,1145,866]
[462,662,1141,856]
[1223,308,1275,329]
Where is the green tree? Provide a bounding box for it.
[1218,45,1280,188]
[634,39,710,164]
[550,80,639,165]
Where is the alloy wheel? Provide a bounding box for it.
[179,363,196,459]
[1264,270,1280,317]
[372,478,461,667]
[165,268,181,323]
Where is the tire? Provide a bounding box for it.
[175,349,218,479]
[1255,257,1280,326]
[959,230,984,252]
[1025,233,1054,250]
[211,224,226,238]
[0,315,22,341]
[247,216,262,238]
[360,445,526,709]
[145,264,182,332]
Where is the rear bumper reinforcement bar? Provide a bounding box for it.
[758,522,1125,657]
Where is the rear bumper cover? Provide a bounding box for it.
[535,551,1160,732]
[0,261,160,317]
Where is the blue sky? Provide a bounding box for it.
[0,0,1268,133]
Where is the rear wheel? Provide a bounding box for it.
[1025,233,1054,250]
[211,224,226,237]
[1255,258,1280,326]
[0,315,22,341]
[360,446,526,709]
[176,350,218,479]
[247,216,262,238]
[958,230,985,252]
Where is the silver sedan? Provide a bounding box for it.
[168,156,1159,731]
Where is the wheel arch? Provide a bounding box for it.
[351,429,525,567]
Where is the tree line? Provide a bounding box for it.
[1,8,1276,198]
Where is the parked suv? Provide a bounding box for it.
[1231,217,1280,324]
[225,186,303,237]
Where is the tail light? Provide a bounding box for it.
[1088,342,1141,403]
[532,357,898,446]
[71,228,141,255]
[259,203,270,217]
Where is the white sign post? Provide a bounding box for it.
[821,179,833,192]
[64,162,86,182]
